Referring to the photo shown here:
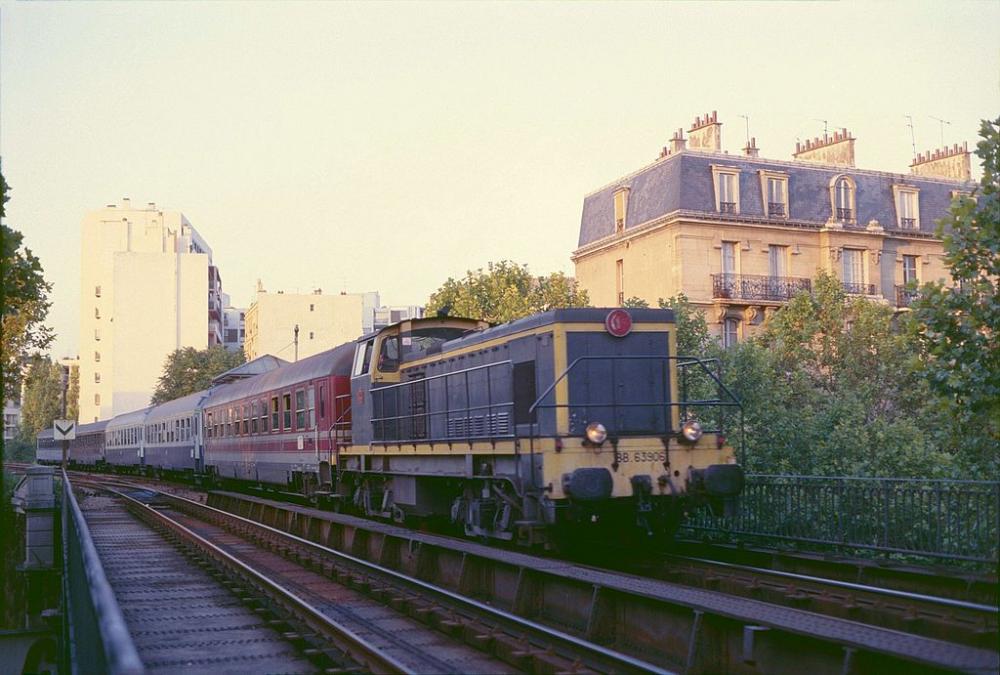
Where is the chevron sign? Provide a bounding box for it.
[53,420,76,440]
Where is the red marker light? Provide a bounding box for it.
[605,309,633,337]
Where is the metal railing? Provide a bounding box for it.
[895,285,919,308]
[370,360,515,444]
[684,474,1000,564]
[61,471,144,674]
[900,217,917,229]
[529,355,744,453]
[711,273,812,302]
[836,207,854,222]
[768,202,786,217]
[719,201,737,214]
[842,281,877,296]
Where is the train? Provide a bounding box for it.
[41,308,745,546]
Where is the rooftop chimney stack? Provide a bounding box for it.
[743,137,760,158]
[687,111,722,152]
[910,142,971,182]
[660,128,687,157]
[121,197,131,209]
[793,128,856,167]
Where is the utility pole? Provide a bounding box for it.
[60,365,69,471]
[294,324,299,362]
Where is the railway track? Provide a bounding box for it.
[72,475,670,674]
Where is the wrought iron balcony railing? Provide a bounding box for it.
[842,281,876,295]
[768,202,786,217]
[836,207,855,222]
[895,285,919,308]
[900,217,917,229]
[712,273,812,302]
[719,202,737,214]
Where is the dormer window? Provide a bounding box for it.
[711,166,741,214]
[759,170,789,218]
[613,187,630,233]
[892,185,920,230]
[830,175,856,223]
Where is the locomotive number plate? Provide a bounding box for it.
[614,450,667,464]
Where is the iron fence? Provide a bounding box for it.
[683,474,1000,564]
[711,273,812,302]
[61,471,144,674]
[895,285,919,308]
[841,281,876,296]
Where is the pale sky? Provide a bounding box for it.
[2,0,998,360]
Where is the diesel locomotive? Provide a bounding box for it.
[43,307,745,547]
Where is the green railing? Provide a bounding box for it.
[683,474,1000,564]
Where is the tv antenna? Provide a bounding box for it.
[929,116,951,147]
[738,114,751,146]
[904,115,916,157]
[813,118,829,136]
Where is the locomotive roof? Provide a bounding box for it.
[396,308,676,357]
[146,389,213,422]
[206,341,355,407]
[106,406,153,430]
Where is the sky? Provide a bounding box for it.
[2,1,998,360]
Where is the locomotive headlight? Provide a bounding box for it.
[585,422,608,445]
[681,420,703,442]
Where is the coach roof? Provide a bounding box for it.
[146,389,213,423]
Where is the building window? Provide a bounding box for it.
[723,318,739,348]
[283,393,292,430]
[309,303,314,312]
[94,394,101,406]
[902,255,919,284]
[759,171,788,218]
[94,329,101,341]
[768,245,788,278]
[94,307,101,319]
[95,285,101,297]
[94,372,101,384]
[309,331,314,340]
[613,186,630,233]
[893,185,920,229]
[842,248,866,293]
[615,259,624,305]
[721,241,737,277]
[712,165,741,214]
[95,351,101,363]
[831,176,856,223]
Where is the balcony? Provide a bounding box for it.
[842,281,876,296]
[895,285,919,308]
[900,217,917,229]
[836,207,855,223]
[719,202,737,214]
[768,202,786,217]
[712,274,812,302]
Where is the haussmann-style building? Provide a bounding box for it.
[572,111,974,346]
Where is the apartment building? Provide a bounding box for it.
[79,198,217,421]
[572,111,973,345]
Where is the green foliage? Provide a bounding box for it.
[910,117,1000,475]
[723,272,954,477]
[1,169,53,401]
[658,294,713,356]
[426,261,589,324]
[622,296,649,308]
[152,346,246,405]
[18,355,63,443]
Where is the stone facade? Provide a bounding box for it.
[572,113,973,345]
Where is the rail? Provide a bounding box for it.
[61,470,144,674]
[711,273,812,302]
[896,284,919,308]
[369,360,515,444]
[684,474,1000,564]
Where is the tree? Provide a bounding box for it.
[18,355,63,442]
[658,294,714,356]
[151,346,246,404]
[426,261,589,323]
[622,296,649,309]
[1,170,53,402]
[911,116,1000,475]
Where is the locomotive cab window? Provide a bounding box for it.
[378,335,400,372]
[353,340,374,376]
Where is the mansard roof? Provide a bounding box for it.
[577,151,973,250]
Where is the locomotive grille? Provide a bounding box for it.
[447,412,510,438]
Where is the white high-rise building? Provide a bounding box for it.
[79,198,219,422]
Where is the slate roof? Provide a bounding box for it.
[577,151,973,249]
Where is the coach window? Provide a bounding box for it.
[308,388,316,429]
[295,389,306,429]
[260,399,268,432]
[251,401,258,434]
[242,405,249,434]
[206,412,213,437]
[318,385,326,419]
[283,393,292,430]
[271,396,280,431]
